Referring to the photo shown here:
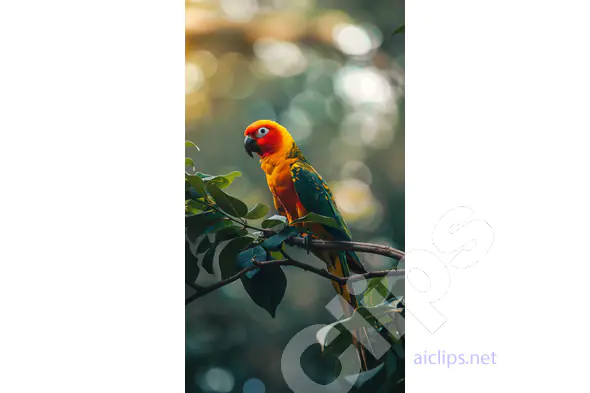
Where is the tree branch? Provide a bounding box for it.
[186,201,405,306]
[255,259,403,284]
[208,205,405,259]
[185,259,404,305]
[196,200,406,260]
[185,279,206,292]
[185,265,258,305]
[285,237,405,260]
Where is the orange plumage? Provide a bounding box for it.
[243,120,366,298]
[244,120,306,222]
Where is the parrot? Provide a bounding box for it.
[243,119,371,368]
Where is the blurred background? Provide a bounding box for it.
[186,0,404,392]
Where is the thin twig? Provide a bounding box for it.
[185,280,206,292]
[185,265,258,305]
[203,202,275,236]
[185,259,404,305]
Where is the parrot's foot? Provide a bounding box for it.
[304,233,312,254]
[298,232,312,254]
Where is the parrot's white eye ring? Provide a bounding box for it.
[256,127,269,138]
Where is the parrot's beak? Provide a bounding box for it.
[244,136,261,158]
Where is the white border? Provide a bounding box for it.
[406,0,590,391]
[0,1,185,391]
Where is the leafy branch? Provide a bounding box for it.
[185,141,405,390]
[185,257,403,305]
[185,158,405,315]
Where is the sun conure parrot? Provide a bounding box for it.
[244,120,377,369]
[243,119,369,308]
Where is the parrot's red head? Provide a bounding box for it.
[243,120,294,158]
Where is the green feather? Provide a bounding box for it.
[290,160,365,273]
[290,161,351,240]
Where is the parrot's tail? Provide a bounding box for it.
[321,250,371,371]
[325,250,362,308]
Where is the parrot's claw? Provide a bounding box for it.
[302,233,312,254]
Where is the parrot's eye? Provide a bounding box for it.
[256,127,270,138]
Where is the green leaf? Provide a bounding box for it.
[245,203,270,219]
[218,236,255,279]
[186,140,200,150]
[223,171,241,181]
[240,263,286,317]
[202,248,215,274]
[237,245,267,278]
[391,24,404,36]
[185,212,223,243]
[186,186,201,201]
[322,306,402,341]
[186,174,207,198]
[270,251,283,260]
[363,276,405,308]
[215,227,248,243]
[261,214,288,229]
[203,219,234,235]
[203,171,241,189]
[261,226,299,251]
[261,234,287,251]
[351,338,405,393]
[196,235,212,254]
[186,199,205,215]
[364,277,391,307]
[195,171,214,179]
[325,302,404,351]
[360,349,404,393]
[199,227,249,275]
[186,240,200,283]
[353,362,387,393]
[290,212,340,229]
[206,183,248,217]
[185,157,195,168]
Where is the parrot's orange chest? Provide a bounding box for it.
[262,158,306,222]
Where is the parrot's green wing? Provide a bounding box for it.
[290,160,365,273]
[290,161,350,239]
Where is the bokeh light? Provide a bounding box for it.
[334,66,394,109]
[279,107,313,144]
[332,178,378,222]
[199,368,235,393]
[332,24,373,56]
[220,0,258,22]
[253,39,308,77]
[340,160,373,185]
[186,63,205,94]
[243,378,266,393]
